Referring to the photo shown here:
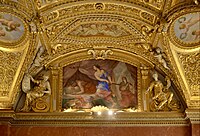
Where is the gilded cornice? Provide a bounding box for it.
[38,0,162,13]
[186,109,200,124]
[0,110,189,126]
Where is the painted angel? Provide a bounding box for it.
[0,14,21,32]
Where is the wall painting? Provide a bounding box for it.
[0,13,24,42]
[174,12,200,44]
[62,60,137,111]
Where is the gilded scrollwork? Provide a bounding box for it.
[41,2,157,26]
[45,21,68,39]
[94,3,105,10]
[0,51,22,97]
[177,52,200,97]
[87,48,113,60]
[140,11,155,23]
[163,6,200,110]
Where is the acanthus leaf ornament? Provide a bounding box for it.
[87,48,113,60]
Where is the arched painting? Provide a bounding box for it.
[62,60,137,110]
[173,12,200,44]
[0,13,24,42]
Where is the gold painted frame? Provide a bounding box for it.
[46,46,153,112]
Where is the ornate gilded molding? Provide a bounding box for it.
[87,48,113,60]
[47,17,145,45]
[0,36,38,109]
[0,111,189,126]
[186,109,200,124]
[40,2,158,27]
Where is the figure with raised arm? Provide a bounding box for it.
[93,65,116,108]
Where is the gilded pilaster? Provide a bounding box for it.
[50,67,59,112]
[140,66,151,111]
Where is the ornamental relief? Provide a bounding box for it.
[142,0,164,9]
[69,23,129,37]
[37,0,165,10]
[47,17,148,54]
[0,3,39,108]
[45,21,69,39]
[164,7,200,108]
[0,51,22,97]
[177,52,200,97]
[41,2,157,26]
[20,71,51,112]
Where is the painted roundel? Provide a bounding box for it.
[0,13,25,43]
[173,12,200,45]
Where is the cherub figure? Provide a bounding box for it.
[179,17,200,33]
[154,47,170,70]
[0,15,21,32]
[192,29,200,40]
